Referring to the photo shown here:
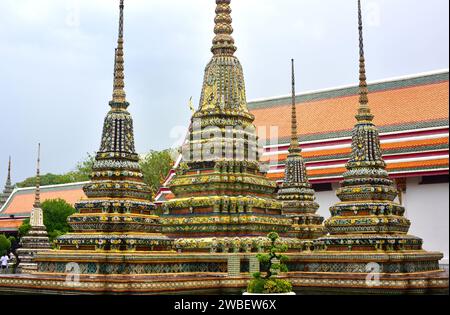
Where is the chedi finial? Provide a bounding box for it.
[356,0,374,122]
[289,59,301,154]
[211,0,237,55]
[34,143,41,208]
[6,156,11,185]
[111,0,127,107]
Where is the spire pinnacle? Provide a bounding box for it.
[289,59,301,154]
[111,0,127,108]
[356,0,374,122]
[6,156,11,185]
[34,143,41,208]
[211,0,237,55]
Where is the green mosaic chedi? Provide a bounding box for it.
[162,0,294,250]
[314,0,438,256]
[54,0,171,254]
[285,3,446,293]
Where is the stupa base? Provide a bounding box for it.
[289,270,448,295]
[0,270,447,295]
[285,250,448,294]
[0,251,447,295]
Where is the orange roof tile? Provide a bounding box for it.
[0,219,24,229]
[0,184,86,216]
[252,81,449,141]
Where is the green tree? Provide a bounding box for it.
[18,219,31,237]
[16,153,94,188]
[74,153,95,178]
[139,149,176,197]
[0,234,11,255]
[15,150,176,194]
[42,199,76,239]
[18,199,76,242]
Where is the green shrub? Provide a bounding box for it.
[264,279,293,293]
[0,234,11,255]
[18,219,31,237]
[247,278,266,293]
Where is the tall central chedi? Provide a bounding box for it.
[163,0,294,252]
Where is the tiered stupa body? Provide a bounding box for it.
[36,0,172,276]
[276,60,325,241]
[0,157,14,208]
[17,145,51,273]
[290,1,448,293]
[162,0,295,252]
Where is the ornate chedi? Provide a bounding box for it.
[35,0,172,276]
[162,0,296,253]
[0,0,446,295]
[289,0,448,294]
[316,0,423,254]
[276,60,325,241]
[17,145,51,273]
[0,157,14,208]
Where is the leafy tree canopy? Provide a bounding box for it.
[139,149,176,197]
[15,150,175,198]
[0,234,11,255]
[16,153,95,188]
[18,199,76,242]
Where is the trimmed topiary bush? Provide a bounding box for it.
[246,232,293,294]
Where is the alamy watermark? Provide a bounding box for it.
[65,262,81,287]
[365,262,381,287]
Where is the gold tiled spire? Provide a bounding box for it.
[211,0,237,55]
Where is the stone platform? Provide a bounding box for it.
[0,252,447,294]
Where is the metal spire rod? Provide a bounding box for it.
[289,59,300,153]
[34,143,41,208]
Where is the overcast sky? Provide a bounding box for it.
[0,0,448,183]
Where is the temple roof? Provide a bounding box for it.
[0,182,87,232]
[156,69,449,203]
[0,70,448,230]
[251,70,448,143]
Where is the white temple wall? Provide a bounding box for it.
[403,177,449,265]
[315,183,340,220]
[314,178,449,265]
